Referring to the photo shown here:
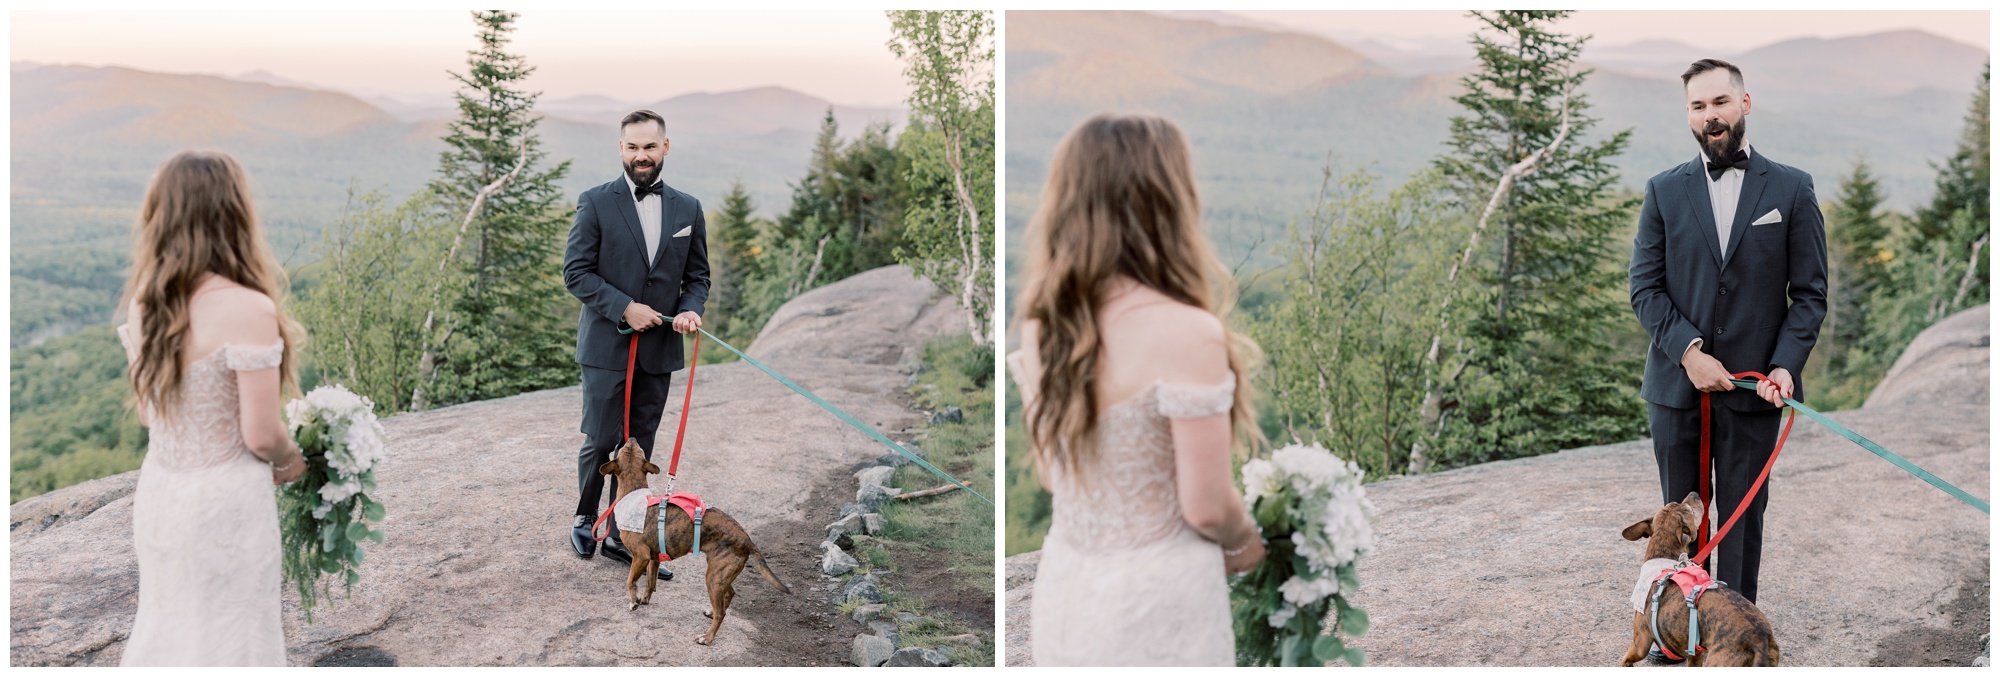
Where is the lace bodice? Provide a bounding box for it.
[1008,352,1235,552]
[118,324,284,473]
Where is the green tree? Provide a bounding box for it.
[294,190,456,413]
[10,326,148,502]
[418,10,575,408]
[1251,168,1466,476]
[705,179,762,350]
[1846,64,1990,392]
[1812,159,1895,409]
[1428,10,1645,467]
[887,9,996,344]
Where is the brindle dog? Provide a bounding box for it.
[599,438,792,645]
[1619,492,1781,666]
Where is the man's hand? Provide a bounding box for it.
[672,311,702,335]
[1682,344,1736,392]
[1756,368,1794,407]
[623,302,666,332]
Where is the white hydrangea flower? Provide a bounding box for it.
[1241,458,1279,505]
[319,477,362,506]
[1267,602,1298,628]
[1279,571,1343,607]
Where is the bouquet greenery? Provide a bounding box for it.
[278,384,388,621]
[1231,443,1377,666]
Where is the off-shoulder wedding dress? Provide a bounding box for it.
[118,325,288,666]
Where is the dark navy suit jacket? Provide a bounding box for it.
[1628,148,1828,411]
[563,175,710,375]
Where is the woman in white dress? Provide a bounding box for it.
[1011,113,1267,666]
[117,150,306,666]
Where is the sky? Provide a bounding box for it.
[9,10,913,106]
[1236,10,1990,52]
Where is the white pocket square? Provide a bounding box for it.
[672,225,691,237]
[1751,209,1782,226]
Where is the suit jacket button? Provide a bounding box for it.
[1719,287,1727,295]
[1717,327,1725,335]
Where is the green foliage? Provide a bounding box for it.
[1002,382,1049,555]
[722,112,911,348]
[10,325,148,503]
[1835,65,1992,400]
[880,335,995,594]
[420,10,577,407]
[702,179,765,356]
[1810,159,1900,410]
[1250,168,1465,474]
[292,191,456,412]
[1430,10,1646,466]
[888,9,997,343]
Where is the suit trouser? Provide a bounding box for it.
[1648,401,1781,603]
[576,363,673,529]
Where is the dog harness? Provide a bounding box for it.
[596,490,709,563]
[1645,558,1719,661]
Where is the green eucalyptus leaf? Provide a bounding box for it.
[1341,605,1370,637]
[1345,647,1366,667]
[1278,635,1301,667]
[367,529,385,544]
[346,568,361,587]
[347,521,370,542]
[1337,563,1361,593]
[1313,633,1345,662]
[364,499,387,522]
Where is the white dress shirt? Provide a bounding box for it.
[623,172,663,267]
[1687,142,1750,357]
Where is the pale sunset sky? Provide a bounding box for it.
[10,10,914,106]
[1236,9,1989,51]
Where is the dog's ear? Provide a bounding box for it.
[1621,519,1653,541]
[644,461,661,475]
[598,460,619,476]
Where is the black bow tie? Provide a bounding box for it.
[633,180,663,200]
[1705,149,1750,180]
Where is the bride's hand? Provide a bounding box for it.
[271,448,306,485]
[1223,538,1266,574]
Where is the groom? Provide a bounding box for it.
[563,109,710,566]
[1629,58,1826,617]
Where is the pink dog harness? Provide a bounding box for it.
[1645,559,1719,660]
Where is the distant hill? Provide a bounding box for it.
[7,62,904,344]
[1005,11,1989,276]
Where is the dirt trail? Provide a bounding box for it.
[10,265,969,667]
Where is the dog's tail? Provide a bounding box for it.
[750,549,791,595]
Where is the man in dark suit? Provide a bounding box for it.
[563,109,710,565]
[1629,58,1827,610]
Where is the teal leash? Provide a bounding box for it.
[1728,378,1988,514]
[690,325,993,507]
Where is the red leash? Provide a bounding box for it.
[1692,371,1797,566]
[594,327,702,542]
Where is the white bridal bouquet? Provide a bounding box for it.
[278,384,388,621]
[1231,443,1376,666]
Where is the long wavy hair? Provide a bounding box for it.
[122,150,302,416]
[1015,113,1262,483]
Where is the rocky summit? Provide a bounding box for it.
[1006,305,1990,667]
[11,265,967,667]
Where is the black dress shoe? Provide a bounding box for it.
[599,531,634,566]
[570,515,596,559]
[1646,644,1684,664]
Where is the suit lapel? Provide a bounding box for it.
[647,188,678,274]
[1681,161,1724,269]
[1720,150,1770,270]
[608,177,647,266]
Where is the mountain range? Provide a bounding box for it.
[1007,11,1988,269]
[8,62,903,344]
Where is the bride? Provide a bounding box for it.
[1011,113,1266,666]
[117,150,305,666]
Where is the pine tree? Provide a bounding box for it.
[1430,10,1645,464]
[419,10,575,408]
[1820,159,1890,394]
[707,180,760,348]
